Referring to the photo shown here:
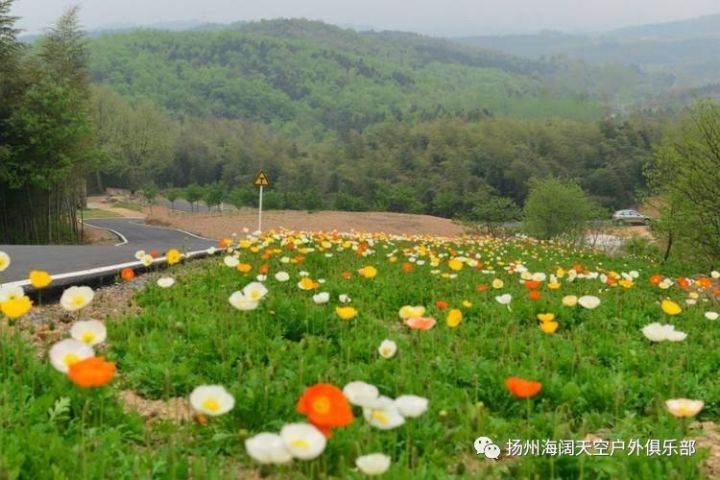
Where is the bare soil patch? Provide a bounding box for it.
[148,205,465,238]
[119,390,193,424]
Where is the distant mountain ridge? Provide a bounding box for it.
[457,13,720,90]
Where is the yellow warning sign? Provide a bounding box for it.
[254,170,270,187]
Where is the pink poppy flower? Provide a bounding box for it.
[404,317,436,330]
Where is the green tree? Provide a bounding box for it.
[647,102,720,266]
[184,183,203,212]
[523,178,602,240]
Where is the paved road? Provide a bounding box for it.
[0,218,216,284]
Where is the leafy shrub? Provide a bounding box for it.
[523,177,602,240]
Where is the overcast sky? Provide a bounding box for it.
[12,0,720,36]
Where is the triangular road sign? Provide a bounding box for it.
[254,170,270,187]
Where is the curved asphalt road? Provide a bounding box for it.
[0,218,217,284]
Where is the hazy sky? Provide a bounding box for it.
[12,0,720,36]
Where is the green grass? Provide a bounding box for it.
[1,234,718,478]
[112,201,144,212]
[81,208,123,219]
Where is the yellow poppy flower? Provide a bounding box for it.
[661,299,682,316]
[540,321,558,334]
[446,309,463,328]
[492,279,504,289]
[448,259,463,271]
[166,249,182,265]
[29,270,52,289]
[1,295,32,319]
[336,306,358,320]
[237,263,253,273]
[359,266,378,279]
[537,313,555,323]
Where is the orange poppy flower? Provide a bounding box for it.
[475,283,488,293]
[68,357,116,388]
[258,264,269,274]
[505,377,542,398]
[218,238,232,248]
[524,280,541,290]
[296,383,354,437]
[573,264,583,273]
[649,274,663,286]
[528,290,542,301]
[696,277,712,289]
[121,268,135,281]
[341,271,352,280]
[435,300,449,310]
[402,262,413,273]
[677,277,690,290]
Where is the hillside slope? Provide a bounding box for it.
[87,19,602,135]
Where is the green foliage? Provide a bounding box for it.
[4,236,711,478]
[84,21,603,136]
[183,183,204,211]
[0,6,94,244]
[523,178,603,240]
[142,183,158,204]
[646,101,720,267]
[203,182,226,210]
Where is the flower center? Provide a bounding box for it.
[72,296,85,306]
[371,410,390,425]
[64,353,80,366]
[312,396,331,414]
[290,438,310,449]
[81,332,96,344]
[202,398,221,412]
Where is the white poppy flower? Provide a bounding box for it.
[495,294,512,305]
[0,251,9,272]
[229,292,259,311]
[312,292,330,304]
[356,453,391,476]
[274,271,290,282]
[363,397,405,430]
[705,312,719,321]
[134,250,146,260]
[243,282,268,301]
[49,339,94,374]
[245,432,292,465]
[223,255,239,268]
[665,398,704,417]
[280,256,291,264]
[0,285,24,303]
[578,295,601,309]
[378,339,397,359]
[189,385,235,416]
[641,323,686,342]
[395,395,428,418]
[343,381,379,408]
[256,275,267,282]
[141,254,154,267]
[157,277,175,288]
[711,271,719,279]
[60,286,95,312]
[70,320,107,346]
[339,294,352,304]
[280,423,327,460]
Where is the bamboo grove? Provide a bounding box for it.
[0,2,94,244]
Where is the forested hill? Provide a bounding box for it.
[86,19,603,136]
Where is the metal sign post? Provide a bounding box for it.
[254,170,270,234]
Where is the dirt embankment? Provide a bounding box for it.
[147,206,466,239]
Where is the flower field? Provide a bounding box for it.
[1,232,720,479]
